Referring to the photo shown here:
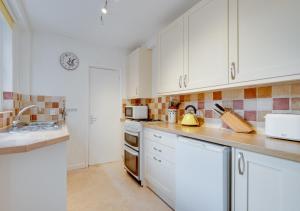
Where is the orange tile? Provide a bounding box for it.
[244,88,257,99]
[196,93,204,102]
[184,95,190,102]
[213,91,222,100]
[52,102,59,108]
[257,86,272,98]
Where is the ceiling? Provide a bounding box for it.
[21,0,200,51]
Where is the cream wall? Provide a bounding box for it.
[30,31,127,169]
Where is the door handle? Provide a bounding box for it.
[238,152,245,175]
[153,134,162,139]
[230,62,236,80]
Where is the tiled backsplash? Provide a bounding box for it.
[122,83,300,132]
[0,92,65,128]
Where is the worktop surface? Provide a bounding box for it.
[143,122,300,163]
[0,125,70,155]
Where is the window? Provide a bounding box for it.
[0,0,13,109]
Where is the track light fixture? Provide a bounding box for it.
[101,0,108,14]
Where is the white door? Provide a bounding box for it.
[158,17,184,94]
[234,148,300,211]
[185,0,228,89]
[89,67,121,165]
[229,0,300,83]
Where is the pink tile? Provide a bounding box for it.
[3,92,13,100]
[273,98,290,110]
[244,111,257,121]
[233,100,244,110]
[205,110,213,118]
[198,102,204,109]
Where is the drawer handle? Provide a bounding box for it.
[238,152,245,175]
[153,134,162,139]
[153,147,162,153]
[153,156,162,163]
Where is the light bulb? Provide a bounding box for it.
[101,7,107,14]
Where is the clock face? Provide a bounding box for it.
[60,52,80,71]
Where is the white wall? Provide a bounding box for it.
[31,31,127,169]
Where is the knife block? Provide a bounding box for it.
[221,111,254,133]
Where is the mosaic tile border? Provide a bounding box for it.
[122,83,300,131]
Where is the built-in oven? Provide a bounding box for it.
[124,145,139,179]
[124,120,143,183]
[124,131,139,151]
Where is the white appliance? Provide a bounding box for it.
[176,136,230,211]
[125,105,148,120]
[123,120,144,184]
[265,113,300,142]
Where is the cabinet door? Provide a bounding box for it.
[158,17,184,94]
[234,149,300,211]
[185,0,228,89]
[229,0,300,83]
[127,50,139,98]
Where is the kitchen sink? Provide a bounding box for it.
[9,121,60,133]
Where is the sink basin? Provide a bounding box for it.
[9,121,60,133]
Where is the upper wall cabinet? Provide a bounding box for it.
[229,0,300,83]
[184,0,228,90]
[127,48,152,99]
[158,17,184,94]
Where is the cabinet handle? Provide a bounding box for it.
[238,152,245,175]
[184,74,187,88]
[153,156,162,163]
[230,62,236,80]
[153,147,162,153]
[179,75,182,88]
[153,134,162,139]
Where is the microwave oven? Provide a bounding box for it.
[125,106,148,120]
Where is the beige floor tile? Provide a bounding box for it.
[68,162,172,211]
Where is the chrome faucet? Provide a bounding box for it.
[12,105,38,128]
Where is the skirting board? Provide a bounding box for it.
[68,162,86,171]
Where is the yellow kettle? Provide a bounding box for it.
[181,105,199,126]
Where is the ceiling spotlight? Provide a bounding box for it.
[101,0,108,14]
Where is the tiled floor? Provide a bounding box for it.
[68,162,172,211]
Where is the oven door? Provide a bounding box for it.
[124,145,139,179]
[124,131,139,150]
[125,107,133,118]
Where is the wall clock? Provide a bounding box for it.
[60,52,80,71]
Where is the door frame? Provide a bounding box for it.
[87,66,121,167]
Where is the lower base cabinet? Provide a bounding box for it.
[233,148,300,211]
[144,129,176,209]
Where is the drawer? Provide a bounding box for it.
[144,128,177,149]
[148,140,175,163]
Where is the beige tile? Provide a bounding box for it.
[222,89,244,100]
[291,83,300,97]
[204,92,213,101]
[272,84,291,97]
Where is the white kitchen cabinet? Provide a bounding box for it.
[229,0,300,83]
[126,48,152,99]
[233,148,300,211]
[157,17,184,94]
[143,129,176,208]
[184,0,228,89]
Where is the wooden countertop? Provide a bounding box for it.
[0,125,70,155]
[143,122,300,163]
